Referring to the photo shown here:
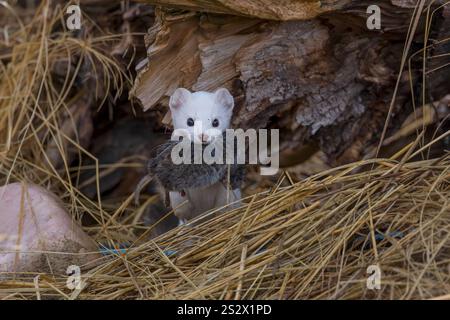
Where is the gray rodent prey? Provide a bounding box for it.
[148,133,245,192]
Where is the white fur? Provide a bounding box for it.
[169,185,241,222]
[169,88,240,224]
[170,88,234,144]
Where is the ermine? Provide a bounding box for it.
[136,88,245,226]
[168,88,242,225]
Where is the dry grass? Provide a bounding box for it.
[0,0,129,227]
[0,0,449,299]
[1,155,449,299]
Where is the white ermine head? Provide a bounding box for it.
[169,88,234,144]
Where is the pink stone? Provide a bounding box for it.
[0,183,100,276]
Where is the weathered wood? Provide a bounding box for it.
[137,0,349,20]
[131,2,449,165]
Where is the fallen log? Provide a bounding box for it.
[136,0,348,20]
[131,1,449,166]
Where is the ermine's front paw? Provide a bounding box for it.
[177,218,188,226]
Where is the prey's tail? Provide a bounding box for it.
[134,174,153,206]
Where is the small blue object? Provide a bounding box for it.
[374,231,404,241]
[355,231,404,245]
[98,243,177,257]
[164,250,177,257]
[98,243,129,256]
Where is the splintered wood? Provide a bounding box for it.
[132,1,449,166]
[139,0,343,20]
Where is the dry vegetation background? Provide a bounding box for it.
[0,0,449,299]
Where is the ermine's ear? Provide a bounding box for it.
[169,88,191,110]
[214,88,234,111]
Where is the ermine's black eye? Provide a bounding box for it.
[212,119,219,127]
[187,118,194,127]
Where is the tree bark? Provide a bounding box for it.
[136,0,349,20]
[132,1,449,166]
